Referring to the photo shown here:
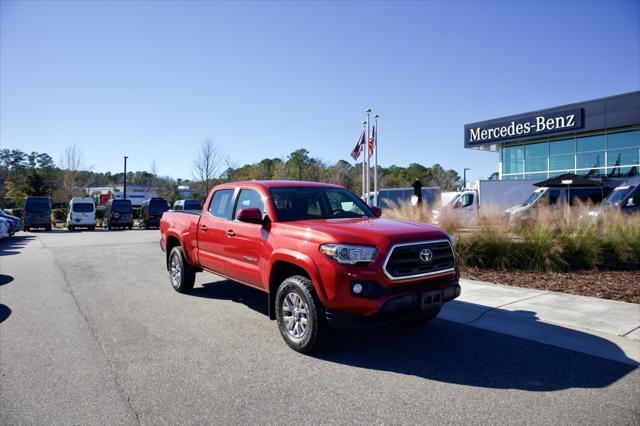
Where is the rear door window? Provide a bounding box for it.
[149,200,169,214]
[209,189,234,219]
[72,203,94,213]
[25,199,51,213]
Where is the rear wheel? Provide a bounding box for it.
[275,275,327,354]
[68,225,74,232]
[24,226,29,232]
[45,225,52,232]
[168,246,195,293]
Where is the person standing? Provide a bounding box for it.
[412,178,423,205]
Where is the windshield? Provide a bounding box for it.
[605,186,635,205]
[270,187,374,221]
[72,203,94,213]
[25,199,51,214]
[521,190,544,206]
[112,200,132,212]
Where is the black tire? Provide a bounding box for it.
[24,227,29,232]
[168,246,196,293]
[45,225,52,232]
[107,224,112,231]
[89,226,95,231]
[68,225,74,232]
[275,275,327,354]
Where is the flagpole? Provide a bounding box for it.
[365,108,371,204]
[361,121,367,199]
[374,114,379,206]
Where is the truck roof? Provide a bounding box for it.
[216,180,343,190]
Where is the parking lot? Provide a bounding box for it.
[1,230,639,425]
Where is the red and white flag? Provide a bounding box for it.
[368,125,376,158]
[351,129,365,160]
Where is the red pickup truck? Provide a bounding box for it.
[160,181,460,353]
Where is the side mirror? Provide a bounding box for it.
[371,206,382,217]
[627,198,635,207]
[236,208,263,224]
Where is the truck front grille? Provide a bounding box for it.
[383,240,455,280]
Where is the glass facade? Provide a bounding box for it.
[501,128,640,180]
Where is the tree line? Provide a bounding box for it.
[1,141,461,207]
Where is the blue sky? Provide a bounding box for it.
[1,0,639,182]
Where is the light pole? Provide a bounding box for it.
[463,168,471,189]
[365,108,372,203]
[373,114,379,206]
[124,156,128,200]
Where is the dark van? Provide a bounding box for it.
[104,199,133,230]
[602,176,640,214]
[140,197,169,229]
[24,197,52,231]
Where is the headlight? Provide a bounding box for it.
[319,244,377,265]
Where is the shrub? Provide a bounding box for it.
[51,208,68,222]
[383,198,639,272]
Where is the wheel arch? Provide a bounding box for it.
[267,251,326,320]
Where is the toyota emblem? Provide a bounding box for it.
[419,248,433,263]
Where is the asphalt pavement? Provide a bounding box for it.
[1,230,639,425]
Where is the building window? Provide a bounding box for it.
[502,145,524,176]
[499,128,639,180]
[607,129,639,150]
[576,151,605,177]
[549,154,574,173]
[577,135,605,152]
[549,138,574,155]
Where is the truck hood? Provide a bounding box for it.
[274,217,449,246]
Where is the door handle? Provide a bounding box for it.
[226,229,235,237]
[200,224,207,231]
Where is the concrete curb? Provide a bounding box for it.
[440,279,640,366]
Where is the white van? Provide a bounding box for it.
[67,197,96,231]
[432,190,479,226]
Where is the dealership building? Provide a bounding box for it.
[465,91,640,181]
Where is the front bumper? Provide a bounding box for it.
[325,281,460,328]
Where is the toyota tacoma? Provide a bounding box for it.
[160,181,460,353]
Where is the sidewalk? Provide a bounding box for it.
[441,279,640,366]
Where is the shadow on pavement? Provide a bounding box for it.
[0,235,35,256]
[190,278,637,391]
[0,274,14,286]
[190,280,269,316]
[0,304,11,323]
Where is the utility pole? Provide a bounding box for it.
[124,156,128,200]
[463,168,471,189]
[373,114,379,206]
[361,120,366,198]
[365,108,371,204]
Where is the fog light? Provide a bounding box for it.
[352,283,364,294]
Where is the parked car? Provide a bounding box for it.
[0,217,10,239]
[140,197,169,229]
[0,209,23,234]
[23,196,52,231]
[589,176,640,217]
[104,199,133,230]
[160,181,460,353]
[67,197,97,231]
[173,199,202,212]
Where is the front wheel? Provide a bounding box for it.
[275,275,327,354]
[168,246,195,293]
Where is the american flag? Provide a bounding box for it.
[350,129,365,160]
[368,125,376,158]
